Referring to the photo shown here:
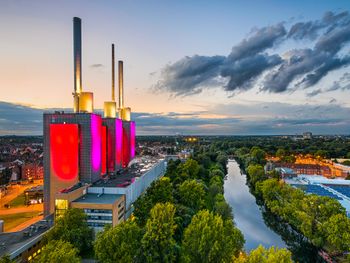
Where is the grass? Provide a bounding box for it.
[8,193,26,207]
[0,211,38,232]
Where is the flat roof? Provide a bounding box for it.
[0,215,54,259]
[72,193,123,204]
[93,156,163,188]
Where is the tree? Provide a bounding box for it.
[181,159,200,179]
[246,164,266,186]
[233,245,292,263]
[250,147,266,165]
[0,255,14,263]
[182,210,244,263]
[213,194,233,220]
[94,221,143,263]
[216,153,228,173]
[35,240,80,263]
[323,214,350,252]
[276,148,286,159]
[45,208,93,254]
[141,203,177,263]
[315,150,328,159]
[134,177,174,226]
[178,179,205,211]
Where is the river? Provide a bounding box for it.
[224,160,322,262]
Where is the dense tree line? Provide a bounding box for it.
[194,136,350,159]
[95,153,246,262]
[94,146,292,262]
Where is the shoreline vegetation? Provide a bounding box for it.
[235,146,350,263]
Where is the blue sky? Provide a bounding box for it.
[0,0,350,135]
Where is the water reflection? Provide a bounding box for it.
[224,160,286,251]
[224,160,323,262]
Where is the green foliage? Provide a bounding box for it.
[181,210,244,263]
[94,221,143,263]
[178,179,205,212]
[213,194,233,220]
[283,155,296,163]
[276,148,286,159]
[257,178,349,252]
[195,154,211,169]
[246,164,266,187]
[323,214,350,252]
[173,204,195,242]
[315,150,329,159]
[0,255,14,263]
[181,159,200,179]
[342,160,350,166]
[133,177,174,226]
[250,147,266,165]
[45,208,93,254]
[141,203,177,263]
[233,245,292,263]
[267,169,281,180]
[35,240,80,263]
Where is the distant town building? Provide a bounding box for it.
[21,164,44,181]
[303,132,313,139]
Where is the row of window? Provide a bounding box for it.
[84,208,112,214]
[87,215,112,220]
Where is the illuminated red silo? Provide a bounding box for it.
[101,125,107,175]
[122,121,130,168]
[50,124,79,181]
[130,121,136,159]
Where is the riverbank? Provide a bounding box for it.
[225,160,323,262]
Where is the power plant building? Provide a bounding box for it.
[43,17,137,218]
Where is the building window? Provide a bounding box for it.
[55,199,68,217]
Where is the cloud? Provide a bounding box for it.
[154,55,225,96]
[287,11,350,40]
[156,11,350,97]
[329,98,337,104]
[228,23,286,61]
[90,64,104,68]
[0,101,349,135]
[306,72,350,96]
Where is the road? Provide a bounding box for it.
[0,204,43,215]
[0,183,42,209]
[8,215,43,232]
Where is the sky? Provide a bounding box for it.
[1,0,350,135]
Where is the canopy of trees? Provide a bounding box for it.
[44,208,93,255]
[35,240,80,263]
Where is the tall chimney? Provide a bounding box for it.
[112,44,115,101]
[118,60,124,109]
[73,17,82,112]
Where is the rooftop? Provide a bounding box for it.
[72,193,123,204]
[93,156,162,188]
[0,215,53,259]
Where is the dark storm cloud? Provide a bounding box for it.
[155,55,225,95]
[228,23,286,61]
[222,54,282,91]
[0,101,349,135]
[156,11,350,97]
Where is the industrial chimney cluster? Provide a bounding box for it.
[43,17,136,216]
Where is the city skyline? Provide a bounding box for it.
[1,0,350,135]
